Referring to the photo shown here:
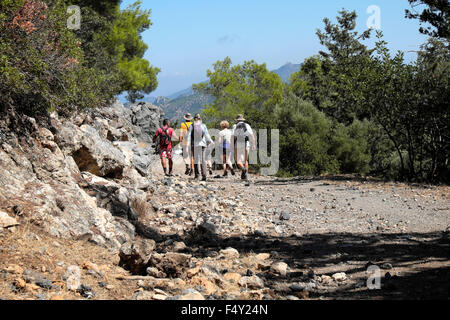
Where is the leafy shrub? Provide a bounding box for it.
[0,0,104,115]
[275,94,339,176]
[330,120,371,175]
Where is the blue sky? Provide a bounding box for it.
[120,0,428,96]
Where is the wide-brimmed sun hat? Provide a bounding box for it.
[184,113,193,121]
[234,114,246,122]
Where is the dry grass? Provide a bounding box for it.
[0,224,138,300]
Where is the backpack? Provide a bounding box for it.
[234,122,249,144]
[181,121,192,140]
[159,127,171,147]
[191,123,205,146]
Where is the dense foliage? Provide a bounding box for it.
[196,8,449,183]
[406,0,449,39]
[0,0,159,115]
[194,57,284,129]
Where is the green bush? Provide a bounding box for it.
[330,120,371,175]
[0,0,104,115]
[275,94,339,176]
[0,0,160,116]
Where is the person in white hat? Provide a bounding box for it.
[232,114,255,180]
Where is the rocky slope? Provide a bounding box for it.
[0,101,163,250]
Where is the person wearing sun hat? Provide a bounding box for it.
[232,114,255,180]
[180,113,194,175]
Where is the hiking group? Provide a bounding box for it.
[153,113,255,181]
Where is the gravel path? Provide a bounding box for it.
[144,152,450,300]
[154,152,449,237]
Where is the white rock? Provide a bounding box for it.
[65,266,81,291]
[319,275,333,285]
[270,262,288,276]
[238,275,265,289]
[220,247,240,259]
[0,211,19,229]
[332,272,347,282]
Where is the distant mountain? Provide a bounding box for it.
[272,62,302,83]
[167,87,195,100]
[119,63,301,121]
[154,92,214,122]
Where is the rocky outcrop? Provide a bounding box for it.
[0,100,164,250]
[56,122,128,179]
[129,102,164,144]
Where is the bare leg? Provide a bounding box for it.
[161,157,167,174]
[245,149,249,172]
[222,154,227,173]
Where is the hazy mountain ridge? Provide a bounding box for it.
[119,63,302,121]
[154,91,214,122]
[272,62,302,83]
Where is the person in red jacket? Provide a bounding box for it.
[153,119,178,176]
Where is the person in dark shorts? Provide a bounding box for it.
[218,120,235,177]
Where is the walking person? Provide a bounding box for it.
[232,114,256,180]
[179,113,194,176]
[205,140,215,176]
[218,120,235,177]
[153,119,179,176]
[187,114,213,181]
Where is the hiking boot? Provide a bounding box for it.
[185,167,190,175]
[223,171,228,177]
[231,168,236,176]
[241,169,247,180]
[209,169,213,176]
[201,176,207,182]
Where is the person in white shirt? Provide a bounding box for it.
[232,114,256,180]
[218,120,235,177]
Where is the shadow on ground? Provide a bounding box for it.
[141,221,450,300]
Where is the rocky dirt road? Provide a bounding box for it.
[143,151,450,300]
[1,151,448,300]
